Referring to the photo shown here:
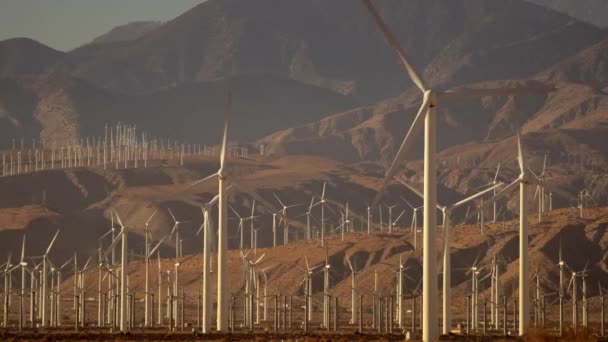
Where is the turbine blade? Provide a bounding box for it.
[230,205,241,219]
[45,229,60,256]
[493,163,501,183]
[98,229,113,241]
[517,131,525,173]
[181,172,219,194]
[145,209,157,226]
[149,236,167,256]
[21,235,26,262]
[167,208,177,223]
[361,0,426,92]
[219,91,231,172]
[347,258,353,272]
[394,177,423,201]
[114,210,126,229]
[438,85,554,103]
[272,192,286,208]
[485,178,520,206]
[321,182,326,201]
[451,182,503,209]
[374,98,430,204]
[208,193,221,207]
[254,253,265,265]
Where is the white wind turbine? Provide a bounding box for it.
[401,196,422,249]
[145,232,165,328]
[396,176,502,333]
[273,193,303,245]
[2,255,12,327]
[304,196,315,240]
[183,92,283,331]
[492,163,501,222]
[143,209,160,327]
[346,257,359,325]
[230,206,247,250]
[197,194,220,333]
[104,210,128,332]
[385,203,397,233]
[485,100,552,335]
[41,229,60,327]
[361,0,553,339]
[297,256,319,324]
[316,182,328,245]
[167,208,190,258]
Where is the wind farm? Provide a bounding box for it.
[1,0,608,341]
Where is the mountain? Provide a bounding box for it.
[0,0,598,150]
[0,71,358,149]
[0,38,64,78]
[526,0,608,28]
[55,0,603,101]
[89,21,163,46]
[257,80,608,161]
[538,37,608,91]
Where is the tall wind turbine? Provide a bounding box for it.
[41,229,60,327]
[273,193,303,245]
[396,176,502,333]
[181,92,232,331]
[198,195,219,333]
[346,257,359,325]
[167,208,190,258]
[486,106,540,335]
[361,0,553,338]
[105,210,129,332]
[144,209,158,327]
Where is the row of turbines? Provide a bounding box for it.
[1,122,251,177]
[1,215,606,338]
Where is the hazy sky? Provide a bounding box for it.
[0,0,206,51]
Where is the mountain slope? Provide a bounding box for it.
[0,38,64,78]
[89,21,163,45]
[538,37,608,90]
[0,71,359,149]
[526,0,608,28]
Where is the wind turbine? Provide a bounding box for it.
[104,210,128,332]
[361,0,553,338]
[143,209,158,327]
[396,176,502,333]
[40,229,60,327]
[316,182,328,246]
[385,203,397,233]
[485,100,551,335]
[182,92,282,331]
[298,257,319,324]
[304,196,315,240]
[197,194,220,333]
[167,208,190,258]
[492,163,501,222]
[2,254,12,327]
[145,232,165,328]
[230,206,247,250]
[346,257,359,325]
[273,192,303,245]
[17,236,26,330]
[401,196,422,249]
